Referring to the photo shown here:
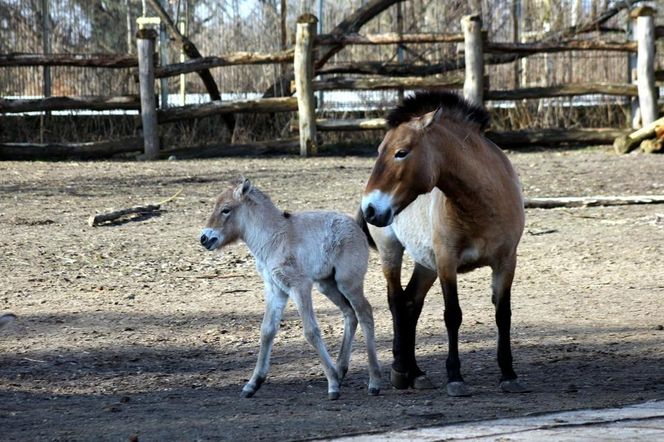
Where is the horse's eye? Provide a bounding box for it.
[221,207,231,215]
[395,149,409,159]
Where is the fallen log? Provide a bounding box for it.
[613,116,664,153]
[524,195,664,209]
[0,137,144,160]
[88,189,182,227]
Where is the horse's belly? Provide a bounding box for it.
[392,193,437,272]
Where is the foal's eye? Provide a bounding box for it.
[220,207,231,215]
[394,149,409,159]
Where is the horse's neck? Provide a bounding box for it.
[242,196,288,262]
[434,125,499,214]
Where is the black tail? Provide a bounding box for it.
[355,207,376,250]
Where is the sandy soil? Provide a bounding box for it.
[1,148,663,441]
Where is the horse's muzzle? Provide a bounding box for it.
[362,203,393,227]
[200,229,220,250]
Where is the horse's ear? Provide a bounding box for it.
[421,106,444,129]
[234,176,252,200]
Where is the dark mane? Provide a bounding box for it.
[386,91,490,131]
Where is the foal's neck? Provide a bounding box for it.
[241,191,288,262]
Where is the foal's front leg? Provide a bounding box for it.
[241,282,288,398]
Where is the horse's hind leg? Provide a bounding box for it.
[317,278,358,382]
[492,257,529,394]
[336,278,382,396]
[242,284,288,398]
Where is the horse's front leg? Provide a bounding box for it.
[389,263,438,390]
[289,280,340,400]
[440,270,470,397]
[241,281,288,398]
[492,257,529,393]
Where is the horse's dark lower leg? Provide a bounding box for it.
[389,265,436,388]
[442,277,469,396]
[493,261,529,393]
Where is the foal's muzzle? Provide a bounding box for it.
[200,228,220,250]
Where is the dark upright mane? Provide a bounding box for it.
[386,91,490,131]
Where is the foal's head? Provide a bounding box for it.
[361,91,489,227]
[200,177,253,251]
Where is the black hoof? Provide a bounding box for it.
[328,391,340,400]
[500,379,531,393]
[240,389,255,398]
[446,381,471,397]
[368,387,380,396]
[390,368,410,389]
[412,374,435,390]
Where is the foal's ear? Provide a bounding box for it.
[234,176,252,200]
[421,106,444,129]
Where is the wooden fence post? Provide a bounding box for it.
[462,14,484,107]
[137,28,160,160]
[632,6,658,126]
[294,14,318,157]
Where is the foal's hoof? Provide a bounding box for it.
[500,379,531,394]
[240,389,255,398]
[446,381,471,397]
[368,387,380,396]
[412,374,435,390]
[328,391,340,400]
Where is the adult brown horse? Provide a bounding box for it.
[360,91,528,397]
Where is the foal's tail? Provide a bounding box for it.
[355,207,376,250]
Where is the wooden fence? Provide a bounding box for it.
[0,6,661,159]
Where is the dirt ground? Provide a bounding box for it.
[1,147,663,441]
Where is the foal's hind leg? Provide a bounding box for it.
[336,278,382,396]
[289,281,341,400]
[492,256,529,394]
[317,278,358,382]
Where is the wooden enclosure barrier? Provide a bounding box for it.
[0,5,661,160]
[137,28,160,160]
[293,14,318,157]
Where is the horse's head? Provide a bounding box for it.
[362,107,443,227]
[200,176,252,251]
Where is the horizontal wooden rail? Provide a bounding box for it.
[486,128,631,146]
[485,83,637,100]
[0,137,144,160]
[0,95,141,113]
[485,40,636,54]
[294,75,465,92]
[0,52,139,68]
[154,49,294,78]
[157,96,297,124]
[161,138,300,159]
[316,32,465,45]
[291,118,629,146]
